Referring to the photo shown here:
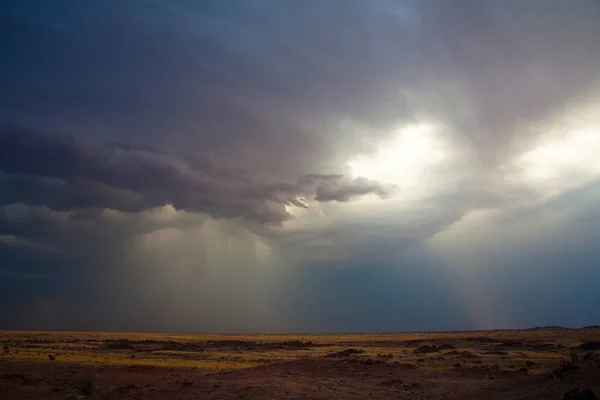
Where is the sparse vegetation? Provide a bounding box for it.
[1,328,600,399]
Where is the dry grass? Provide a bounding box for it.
[1,328,598,373]
[2,328,599,400]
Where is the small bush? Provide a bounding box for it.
[2,372,26,380]
[453,362,462,367]
[570,351,580,363]
[76,376,93,396]
[549,359,579,379]
[525,360,535,368]
[48,354,56,361]
[413,344,439,354]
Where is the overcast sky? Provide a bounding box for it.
[1,0,600,332]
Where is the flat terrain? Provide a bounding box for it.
[1,328,599,399]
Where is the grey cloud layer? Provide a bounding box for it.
[1,0,600,331]
[4,1,598,178]
[0,126,392,222]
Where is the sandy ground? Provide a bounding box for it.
[1,328,599,399]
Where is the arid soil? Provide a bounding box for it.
[1,328,599,399]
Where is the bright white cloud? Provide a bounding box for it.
[504,100,600,198]
[348,123,446,184]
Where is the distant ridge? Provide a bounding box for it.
[583,325,600,329]
[527,325,567,330]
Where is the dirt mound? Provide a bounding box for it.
[465,337,503,343]
[325,348,364,357]
[498,340,525,348]
[549,360,580,379]
[579,341,600,351]
[377,378,404,387]
[447,350,481,358]
[202,339,315,351]
[483,350,508,355]
[104,340,135,350]
[530,342,561,351]
[404,339,427,345]
[278,340,313,347]
[413,343,454,354]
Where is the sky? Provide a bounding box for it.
[1,0,600,333]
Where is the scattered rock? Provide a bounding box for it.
[414,344,440,354]
[325,348,364,357]
[550,360,579,379]
[364,358,385,365]
[564,388,598,400]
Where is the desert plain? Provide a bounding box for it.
[1,327,599,399]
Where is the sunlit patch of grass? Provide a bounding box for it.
[5,348,258,371]
[2,328,599,347]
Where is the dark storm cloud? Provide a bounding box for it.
[1,0,414,177]
[2,1,599,173]
[1,0,600,332]
[0,126,391,222]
